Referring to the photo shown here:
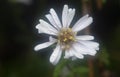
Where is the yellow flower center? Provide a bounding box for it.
[58,28,76,50]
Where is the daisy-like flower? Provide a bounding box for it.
[34,5,99,65]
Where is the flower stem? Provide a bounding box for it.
[88,58,94,77]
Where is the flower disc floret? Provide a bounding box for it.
[58,28,76,50]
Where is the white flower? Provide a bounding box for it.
[34,5,99,65]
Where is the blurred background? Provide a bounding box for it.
[0,0,120,77]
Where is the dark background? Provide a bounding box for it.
[0,0,120,77]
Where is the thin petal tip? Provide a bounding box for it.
[50,57,57,65]
[85,14,89,17]
[89,17,93,22]
[39,19,43,22]
[35,24,39,29]
[50,8,54,12]
[64,4,68,7]
[34,46,39,51]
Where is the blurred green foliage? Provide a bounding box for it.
[53,58,89,77]
[98,47,110,66]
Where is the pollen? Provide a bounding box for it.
[58,28,76,50]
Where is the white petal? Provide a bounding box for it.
[64,48,76,59]
[36,19,58,35]
[34,36,56,51]
[67,9,75,27]
[70,47,84,59]
[49,36,57,42]
[72,14,89,28]
[34,41,55,51]
[76,35,94,40]
[72,14,93,32]
[45,14,59,30]
[72,43,87,55]
[72,42,97,56]
[79,40,99,50]
[64,50,70,59]
[36,24,57,35]
[50,44,62,65]
[68,8,72,12]
[50,8,62,28]
[62,5,68,27]
[69,50,74,57]
[39,19,58,33]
